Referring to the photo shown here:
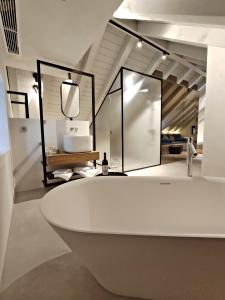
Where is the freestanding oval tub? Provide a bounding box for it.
[41,176,225,300]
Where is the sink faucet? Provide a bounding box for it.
[69,127,78,134]
[187,137,197,177]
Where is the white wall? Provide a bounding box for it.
[197,94,206,148]
[9,119,89,192]
[0,63,14,288]
[202,46,225,177]
[9,118,43,192]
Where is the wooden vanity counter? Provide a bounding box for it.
[46,151,99,167]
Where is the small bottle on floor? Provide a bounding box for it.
[102,152,108,176]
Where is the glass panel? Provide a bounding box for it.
[123,69,161,171]
[95,72,121,166]
[95,90,122,170]
[95,97,111,164]
[11,103,25,118]
[109,90,122,172]
[161,80,199,163]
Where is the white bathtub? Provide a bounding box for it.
[41,176,225,300]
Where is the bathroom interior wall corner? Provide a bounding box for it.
[202,45,225,178]
[0,59,14,289]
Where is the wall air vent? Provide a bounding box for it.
[0,0,19,54]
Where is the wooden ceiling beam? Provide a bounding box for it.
[169,103,197,128]
[177,110,198,128]
[177,68,193,84]
[162,82,179,103]
[163,86,188,111]
[190,74,203,89]
[181,112,198,128]
[163,61,179,80]
[144,52,162,75]
[162,88,190,119]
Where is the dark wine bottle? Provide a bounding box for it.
[102,152,108,175]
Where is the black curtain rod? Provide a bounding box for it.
[109,19,169,56]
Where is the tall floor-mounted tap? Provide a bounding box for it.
[187,137,197,177]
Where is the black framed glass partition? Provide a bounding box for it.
[37,60,96,187]
[7,91,29,118]
[95,67,162,173]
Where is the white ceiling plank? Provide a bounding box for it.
[169,52,206,77]
[190,74,203,88]
[110,19,206,77]
[198,82,206,91]
[182,56,207,67]
[167,42,207,62]
[138,21,225,50]
[144,52,162,75]
[64,31,105,114]
[79,31,105,90]
[177,68,192,84]
[95,35,136,113]
[163,61,179,80]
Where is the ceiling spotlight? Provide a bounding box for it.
[162,53,167,60]
[137,39,143,48]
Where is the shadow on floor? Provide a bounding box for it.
[15,187,53,203]
[0,253,141,300]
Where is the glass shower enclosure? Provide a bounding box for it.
[95,67,162,172]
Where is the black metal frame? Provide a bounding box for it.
[94,66,162,173]
[7,91,29,118]
[37,59,96,187]
[109,19,169,56]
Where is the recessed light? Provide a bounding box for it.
[136,40,143,48]
[162,54,167,60]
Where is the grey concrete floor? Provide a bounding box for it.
[0,253,141,300]
[15,187,52,203]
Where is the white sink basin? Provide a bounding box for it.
[63,135,93,153]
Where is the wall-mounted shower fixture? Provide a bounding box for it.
[33,73,39,93]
